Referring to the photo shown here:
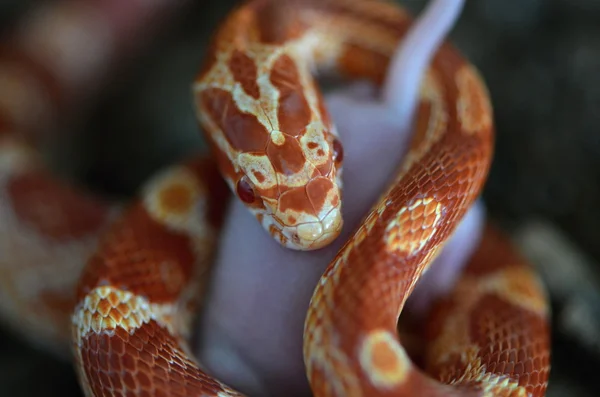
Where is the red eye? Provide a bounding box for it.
[236,176,255,203]
[332,138,343,165]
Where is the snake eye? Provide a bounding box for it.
[332,138,343,165]
[236,176,256,204]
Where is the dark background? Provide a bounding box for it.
[1,0,599,396]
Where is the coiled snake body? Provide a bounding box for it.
[0,0,550,396]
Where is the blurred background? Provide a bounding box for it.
[1,0,599,395]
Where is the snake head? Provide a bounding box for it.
[231,126,344,251]
[195,85,344,250]
[194,47,344,250]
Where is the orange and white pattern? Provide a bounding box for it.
[0,0,550,396]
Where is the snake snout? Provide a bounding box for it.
[292,206,342,250]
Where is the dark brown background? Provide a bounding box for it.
[1,0,599,396]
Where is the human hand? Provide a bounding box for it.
[195,1,482,396]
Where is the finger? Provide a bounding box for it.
[383,0,466,126]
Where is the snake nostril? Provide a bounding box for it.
[291,233,300,244]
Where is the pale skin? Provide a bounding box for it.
[195,1,484,395]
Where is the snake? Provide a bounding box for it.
[0,0,551,396]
